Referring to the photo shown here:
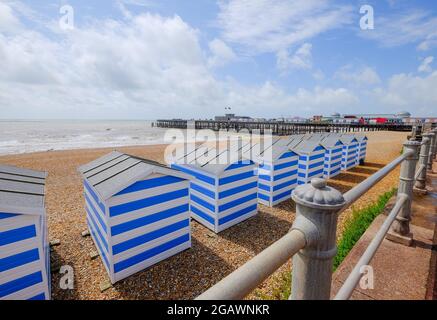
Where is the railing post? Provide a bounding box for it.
[427,132,436,171]
[388,140,420,245]
[432,130,437,162]
[290,178,345,300]
[414,134,431,192]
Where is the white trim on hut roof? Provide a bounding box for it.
[78,151,190,201]
[0,164,47,214]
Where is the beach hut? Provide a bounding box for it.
[293,140,326,185]
[356,135,368,164]
[256,139,298,206]
[320,137,344,179]
[78,151,191,284]
[0,165,50,300]
[171,143,258,233]
[340,135,359,171]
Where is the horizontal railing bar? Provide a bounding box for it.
[196,229,307,300]
[414,164,425,181]
[339,150,413,215]
[334,193,408,300]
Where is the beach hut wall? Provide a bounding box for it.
[171,143,258,233]
[356,135,368,164]
[340,135,360,171]
[0,165,50,300]
[320,137,344,179]
[256,140,298,206]
[78,151,191,284]
[292,140,327,185]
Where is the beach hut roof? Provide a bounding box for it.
[339,135,358,144]
[287,137,304,149]
[355,135,368,142]
[173,140,254,176]
[319,136,343,149]
[198,140,255,175]
[293,140,325,155]
[0,164,47,214]
[241,141,262,161]
[78,151,190,200]
[255,139,295,162]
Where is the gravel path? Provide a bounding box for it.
[0,131,408,300]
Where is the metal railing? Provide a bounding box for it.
[196,128,437,300]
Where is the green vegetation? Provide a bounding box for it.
[252,268,292,300]
[276,270,292,300]
[333,188,397,270]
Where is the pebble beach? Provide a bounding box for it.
[0,131,408,300]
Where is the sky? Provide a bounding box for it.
[0,0,436,120]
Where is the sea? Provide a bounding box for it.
[0,120,173,155]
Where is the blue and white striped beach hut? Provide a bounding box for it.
[320,137,344,179]
[171,144,258,233]
[78,151,192,284]
[256,139,298,206]
[0,165,50,300]
[340,135,359,171]
[293,140,327,185]
[356,135,368,164]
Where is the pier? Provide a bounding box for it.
[155,119,417,135]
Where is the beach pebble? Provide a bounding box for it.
[81,230,90,237]
[100,280,113,293]
[90,251,99,260]
[50,239,61,247]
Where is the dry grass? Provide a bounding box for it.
[0,131,408,300]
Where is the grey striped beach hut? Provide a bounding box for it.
[78,152,192,283]
[340,135,359,171]
[0,165,50,300]
[171,143,258,233]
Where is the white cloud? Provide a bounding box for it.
[418,56,434,73]
[0,2,22,33]
[276,43,312,73]
[334,65,381,87]
[372,71,437,116]
[312,69,325,81]
[418,34,437,51]
[217,0,353,54]
[360,10,437,49]
[0,8,221,118]
[207,38,237,68]
[0,2,363,119]
[220,81,358,116]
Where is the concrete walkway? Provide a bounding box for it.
[331,163,437,300]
